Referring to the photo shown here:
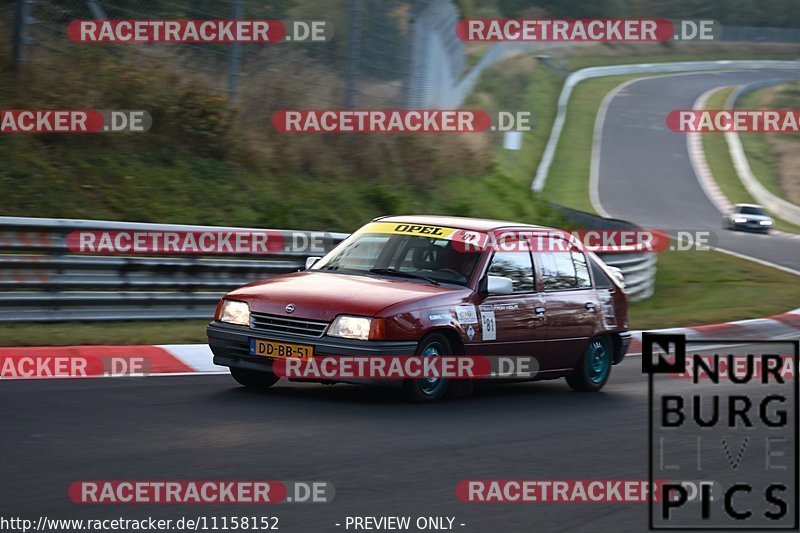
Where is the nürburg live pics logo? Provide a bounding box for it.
[643,332,798,530]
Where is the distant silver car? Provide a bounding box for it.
[723,203,774,233]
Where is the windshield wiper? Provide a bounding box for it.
[369,268,440,286]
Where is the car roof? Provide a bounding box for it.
[734,203,763,208]
[372,215,552,232]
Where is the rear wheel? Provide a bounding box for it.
[403,333,451,403]
[566,336,612,392]
[230,367,279,389]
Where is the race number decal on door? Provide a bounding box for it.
[479,305,496,341]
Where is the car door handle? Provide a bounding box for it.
[534,306,545,316]
[585,302,596,311]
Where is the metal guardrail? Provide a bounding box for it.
[551,205,656,301]
[0,217,348,322]
[603,253,656,301]
[0,215,653,321]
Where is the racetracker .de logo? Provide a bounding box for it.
[456,18,675,42]
[69,481,286,504]
[68,480,334,504]
[68,230,287,255]
[0,110,151,133]
[68,20,286,43]
[271,355,540,380]
[451,229,672,254]
[667,110,800,133]
[273,110,495,133]
[0,352,156,379]
[457,480,669,502]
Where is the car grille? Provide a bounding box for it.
[250,312,329,338]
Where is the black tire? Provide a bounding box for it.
[230,367,279,389]
[566,336,612,392]
[403,333,451,403]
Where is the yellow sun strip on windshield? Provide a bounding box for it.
[357,222,488,247]
[358,222,457,239]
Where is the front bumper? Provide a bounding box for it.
[207,321,418,387]
[731,220,771,232]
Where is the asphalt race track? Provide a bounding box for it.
[3,343,797,532]
[596,70,800,273]
[3,367,651,532]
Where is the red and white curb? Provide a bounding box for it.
[0,309,798,379]
[0,344,222,379]
[625,307,800,356]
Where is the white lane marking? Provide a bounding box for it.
[590,79,638,217]
[712,246,800,277]
[686,87,735,214]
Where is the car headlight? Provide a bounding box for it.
[218,299,250,326]
[734,217,747,223]
[759,220,773,226]
[327,315,372,340]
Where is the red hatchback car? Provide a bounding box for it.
[207,215,631,401]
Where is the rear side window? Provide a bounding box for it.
[589,257,613,289]
[487,249,535,293]
[538,251,592,291]
[738,205,765,216]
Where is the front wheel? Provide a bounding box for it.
[403,333,451,403]
[230,367,279,389]
[566,336,612,392]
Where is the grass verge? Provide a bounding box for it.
[2,320,212,346]
[629,248,800,329]
[542,74,641,211]
[736,82,800,208]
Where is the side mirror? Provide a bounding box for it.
[305,256,322,270]
[486,275,514,295]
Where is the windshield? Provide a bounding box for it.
[738,206,766,216]
[313,227,483,286]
